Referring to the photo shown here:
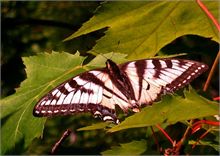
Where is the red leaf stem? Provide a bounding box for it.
[156,124,174,145]
[196,0,220,32]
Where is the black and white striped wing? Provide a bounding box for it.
[34,58,208,124]
[120,59,208,106]
[33,70,129,123]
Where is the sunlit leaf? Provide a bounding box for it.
[0,51,126,154]
[189,140,219,152]
[77,122,109,131]
[65,1,219,59]
[108,87,219,132]
[101,140,147,155]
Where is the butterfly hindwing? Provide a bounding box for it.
[120,59,208,106]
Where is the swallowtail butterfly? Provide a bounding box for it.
[33,58,208,124]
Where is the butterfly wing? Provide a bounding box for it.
[34,58,208,124]
[120,59,208,106]
[33,69,130,123]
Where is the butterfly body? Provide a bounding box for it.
[33,58,208,124]
[106,59,136,106]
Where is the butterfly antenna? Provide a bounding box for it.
[110,40,121,60]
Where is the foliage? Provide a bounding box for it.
[109,87,218,132]
[65,1,219,59]
[101,140,147,155]
[77,87,218,133]
[1,1,219,155]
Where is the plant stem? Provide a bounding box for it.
[51,129,72,154]
[196,0,220,31]
[156,124,174,145]
[203,51,220,91]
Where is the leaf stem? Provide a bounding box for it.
[51,129,72,154]
[203,51,220,91]
[175,120,193,153]
[156,124,174,145]
[196,0,220,91]
[150,126,161,153]
[196,0,220,32]
[191,128,213,149]
[193,120,220,127]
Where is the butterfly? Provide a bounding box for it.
[33,58,208,124]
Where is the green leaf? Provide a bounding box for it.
[189,140,220,152]
[88,52,128,68]
[101,140,147,155]
[77,122,109,131]
[108,87,219,133]
[64,1,219,59]
[0,51,126,154]
[1,52,86,119]
[0,52,83,154]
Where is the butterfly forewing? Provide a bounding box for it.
[34,58,208,124]
[34,70,122,123]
